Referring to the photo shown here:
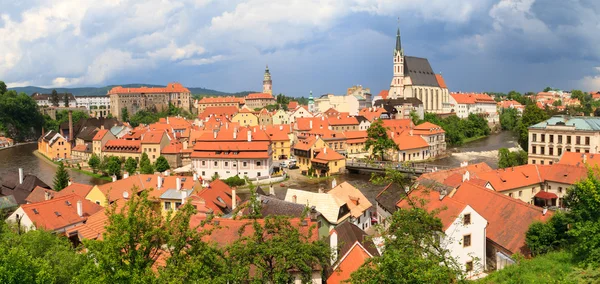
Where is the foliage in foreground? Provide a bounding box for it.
[497,147,528,168]
[418,113,490,146]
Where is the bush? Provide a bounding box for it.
[223,175,245,187]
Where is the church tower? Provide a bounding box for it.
[263,65,272,94]
[389,27,404,99]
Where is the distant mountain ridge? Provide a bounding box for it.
[9,84,256,97]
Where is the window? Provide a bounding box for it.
[463,235,471,247]
[257,161,262,166]
[466,261,473,272]
[519,190,523,197]
[532,188,536,193]
[541,147,545,155]
[586,137,590,146]
[541,134,545,142]
[152,155,155,159]
[463,213,471,225]
[225,162,228,167]
[559,187,563,193]
[164,202,172,210]
[532,160,536,164]
[334,161,338,166]
[95,201,100,205]
[576,136,581,145]
[558,148,562,155]
[550,135,554,143]
[558,135,563,143]
[549,147,554,155]
[214,161,218,166]
[509,193,513,198]
[541,160,545,165]
[202,171,205,176]
[175,202,182,209]
[567,136,572,144]
[243,162,247,167]
[532,146,536,154]
[202,161,206,166]
[257,172,261,177]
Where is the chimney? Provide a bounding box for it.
[193,172,198,181]
[101,125,104,130]
[542,207,548,216]
[157,176,163,189]
[213,130,218,139]
[112,175,117,182]
[226,122,229,129]
[330,231,338,265]
[269,184,275,195]
[309,206,318,221]
[253,127,256,133]
[309,120,313,129]
[583,154,587,163]
[77,200,83,217]
[462,171,470,182]
[324,148,327,154]
[176,177,181,191]
[232,187,237,210]
[68,179,72,186]
[68,111,73,142]
[439,189,448,200]
[233,130,237,139]
[279,125,283,130]
[18,168,24,185]
[44,190,52,201]
[123,172,129,179]
[247,130,252,142]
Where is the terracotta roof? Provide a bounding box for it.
[435,74,447,89]
[534,191,558,199]
[21,194,103,231]
[498,100,524,108]
[97,174,196,203]
[141,130,167,144]
[194,179,240,215]
[328,182,372,218]
[198,96,245,105]
[55,183,94,199]
[198,106,239,120]
[558,152,600,168]
[288,101,299,110]
[294,117,329,131]
[312,148,345,163]
[477,165,543,192]
[196,127,270,142]
[108,83,190,95]
[66,199,126,240]
[293,136,318,151]
[103,139,141,153]
[413,122,445,135]
[72,144,89,152]
[327,241,373,284]
[539,164,588,185]
[161,141,183,154]
[418,162,493,184]
[378,90,389,100]
[381,119,413,131]
[358,107,385,122]
[25,186,57,203]
[246,93,274,100]
[92,129,109,141]
[344,131,367,143]
[397,186,468,230]
[450,93,496,105]
[327,115,359,126]
[192,140,269,152]
[393,134,429,150]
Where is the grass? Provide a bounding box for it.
[463,135,488,144]
[34,150,112,181]
[479,251,577,284]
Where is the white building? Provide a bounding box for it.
[448,93,498,122]
[191,132,273,180]
[76,95,111,110]
[31,92,77,108]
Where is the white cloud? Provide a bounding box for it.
[577,67,600,91]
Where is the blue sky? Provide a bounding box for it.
[1,0,599,96]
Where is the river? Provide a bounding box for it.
[0,143,109,187]
[1,132,518,205]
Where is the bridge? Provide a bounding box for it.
[345,160,451,175]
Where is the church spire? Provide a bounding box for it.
[395,27,402,55]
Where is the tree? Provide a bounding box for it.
[121,107,129,122]
[497,148,528,168]
[500,108,519,131]
[53,162,70,191]
[409,110,419,125]
[154,156,170,172]
[211,172,220,181]
[124,157,138,175]
[88,154,100,173]
[525,212,570,257]
[563,175,600,264]
[0,90,45,141]
[0,81,6,95]
[105,156,122,179]
[553,99,562,107]
[365,119,398,161]
[50,89,60,107]
[543,87,552,92]
[63,93,70,108]
[139,153,154,174]
[226,216,330,283]
[517,104,549,150]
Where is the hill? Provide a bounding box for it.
[9,84,243,97]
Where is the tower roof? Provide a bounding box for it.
[395,27,402,53]
[265,65,270,74]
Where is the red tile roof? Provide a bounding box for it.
[358,107,385,122]
[381,119,413,131]
[327,242,373,284]
[477,165,543,192]
[93,129,109,141]
[198,106,239,120]
[378,90,389,100]
[393,133,429,150]
[161,141,183,154]
[141,130,167,144]
[418,162,493,184]
[539,164,588,185]
[312,147,345,163]
[246,93,274,100]
[103,139,142,153]
[198,96,245,105]
[108,83,190,95]
[196,128,270,142]
[25,186,57,203]
[294,136,318,151]
[288,101,299,110]
[534,191,558,199]
[435,74,447,89]
[558,152,600,168]
[55,183,94,199]
[72,144,89,152]
[450,93,496,105]
[97,174,196,203]
[413,122,445,135]
[191,141,270,159]
[397,186,467,230]
[22,194,103,231]
[194,179,240,215]
[294,117,329,131]
[327,115,359,126]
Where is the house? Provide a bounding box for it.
[245,93,276,109]
[141,130,171,163]
[412,122,446,158]
[448,93,498,121]
[327,115,359,132]
[262,124,292,160]
[345,131,369,159]
[326,222,380,283]
[373,98,425,120]
[558,151,600,167]
[272,109,290,125]
[285,188,350,235]
[375,182,406,226]
[256,108,273,126]
[196,97,245,113]
[0,168,51,205]
[7,194,103,233]
[190,179,241,217]
[498,100,524,114]
[391,131,430,162]
[293,136,327,173]
[358,107,386,122]
[25,186,58,204]
[311,147,346,177]
[102,139,142,161]
[38,130,71,160]
[289,106,313,124]
[198,106,239,121]
[108,83,192,119]
[328,182,372,231]
[55,182,94,199]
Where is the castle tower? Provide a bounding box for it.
[263,65,272,94]
[308,91,315,113]
[389,27,404,99]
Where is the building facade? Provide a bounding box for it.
[31,93,77,108]
[197,97,245,113]
[108,83,191,120]
[75,95,110,110]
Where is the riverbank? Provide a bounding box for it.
[33,150,112,181]
[463,135,488,144]
[0,141,36,151]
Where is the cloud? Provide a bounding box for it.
[577,67,600,91]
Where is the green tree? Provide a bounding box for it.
[543,87,553,92]
[50,89,60,107]
[499,108,519,131]
[88,154,100,173]
[552,99,562,107]
[497,148,528,168]
[154,156,170,172]
[105,156,122,179]
[63,93,70,107]
[0,90,45,141]
[211,172,220,181]
[517,104,549,150]
[53,162,70,191]
[365,119,398,161]
[525,212,570,257]
[226,216,330,283]
[139,153,154,174]
[563,175,600,264]
[0,81,6,95]
[121,107,129,122]
[409,110,420,125]
[124,157,138,175]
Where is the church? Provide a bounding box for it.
[388,28,449,113]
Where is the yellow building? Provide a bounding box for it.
[293,136,327,173]
[344,131,370,159]
[272,109,290,125]
[257,108,273,126]
[141,130,171,163]
[93,129,116,157]
[265,125,292,160]
[232,108,259,127]
[38,130,71,160]
[311,147,346,177]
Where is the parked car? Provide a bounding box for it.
[280,161,288,168]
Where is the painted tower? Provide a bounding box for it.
[389,28,404,99]
[308,91,315,113]
[263,65,272,94]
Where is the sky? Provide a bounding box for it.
[1,0,599,96]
